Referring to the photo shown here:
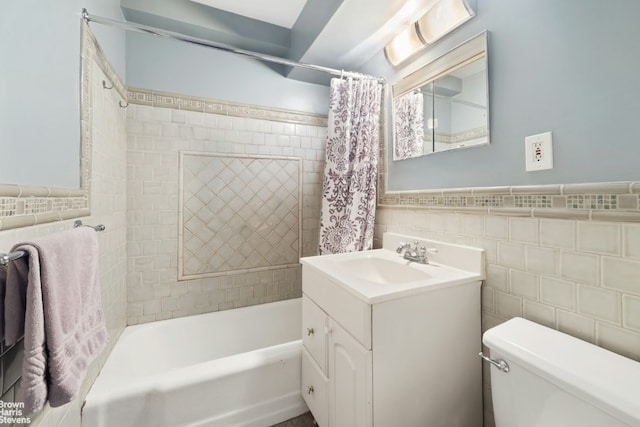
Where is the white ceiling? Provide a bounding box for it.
[189,0,308,28]
[122,0,432,84]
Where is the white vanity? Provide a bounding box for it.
[300,233,485,427]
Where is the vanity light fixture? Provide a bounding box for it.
[384,24,424,67]
[384,0,475,66]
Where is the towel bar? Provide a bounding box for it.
[74,220,106,231]
[0,221,106,267]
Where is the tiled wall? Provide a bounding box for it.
[126,99,326,325]
[374,206,640,427]
[179,153,301,280]
[0,31,128,427]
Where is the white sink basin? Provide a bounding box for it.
[338,257,432,284]
[301,233,485,303]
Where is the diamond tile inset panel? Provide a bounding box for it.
[180,153,301,279]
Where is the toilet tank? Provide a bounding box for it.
[483,318,640,427]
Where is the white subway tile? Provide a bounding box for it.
[602,256,640,296]
[577,221,621,255]
[510,217,539,244]
[444,213,462,234]
[462,214,485,236]
[142,299,161,315]
[526,246,558,275]
[425,212,446,232]
[560,251,599,285]
[185,111,204,125]
[217,116,233,129]
[486,265,508,291]
[127,302,143,317]
[496,291,522,318]
[557,310,595,343]
[623,224,640,260]
[454,236,475,247]
[498,242,526,270]
[523,300,555,328]
[270,122,285,134]
[509,269,539,300]
[151,106,172,122]
[540,276,576,310]
[171,110,186,123]
[128,150,145,165]
[540,218,576,249]
[126,120,144,135]
[300,137,312,149]
[596,322,640,361]
[485,216,508,239]
[482,286,495,312]
[623,294,640,332]
[577,284,621,324]
[284,123,296,135]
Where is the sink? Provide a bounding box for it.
[338,257,431,284]
[301,232,485,303]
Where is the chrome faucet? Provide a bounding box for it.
[396,241,430,264]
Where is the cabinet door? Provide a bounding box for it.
[328,319,373,427]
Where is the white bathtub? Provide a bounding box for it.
[83,298,307,427]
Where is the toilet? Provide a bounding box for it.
[482,317,640,427]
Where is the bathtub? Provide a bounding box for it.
[83,298,307,427]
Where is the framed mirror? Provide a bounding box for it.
[392,31,488,160]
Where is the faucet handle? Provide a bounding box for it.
[396,242,407,253]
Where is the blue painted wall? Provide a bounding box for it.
[361,0,640,191]
[0,0,125,189]
[6,0,638,191]
[125,32,330,115]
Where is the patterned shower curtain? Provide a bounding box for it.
[394,91,424,158]
[318,77,383,255]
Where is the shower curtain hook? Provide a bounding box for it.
[119,100,129,108]
[102,80,113,90]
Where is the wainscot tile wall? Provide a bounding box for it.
[0,24,127,427]
[376,103,640,425]
[374,206,640,427]
[125,90,327,325]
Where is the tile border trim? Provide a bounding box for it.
[127,87,329,127]
[377,182,640,222]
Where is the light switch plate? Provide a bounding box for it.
[525,132,553,171]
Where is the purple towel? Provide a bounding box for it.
[0,267,5,340]
[4,227,108,415]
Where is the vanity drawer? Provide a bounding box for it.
[302,347,329,427]
[302,294,328,373]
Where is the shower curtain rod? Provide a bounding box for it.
[82,9,385,83]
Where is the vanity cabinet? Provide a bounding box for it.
[300,236,483,427]
[302,295,372,427]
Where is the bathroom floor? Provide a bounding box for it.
[272,412,316,426]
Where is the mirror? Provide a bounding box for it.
[392,31,488,160]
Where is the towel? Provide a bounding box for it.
[4,227,108,415]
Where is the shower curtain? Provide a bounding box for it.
[318,77,383,255]
[394,91,424,159]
